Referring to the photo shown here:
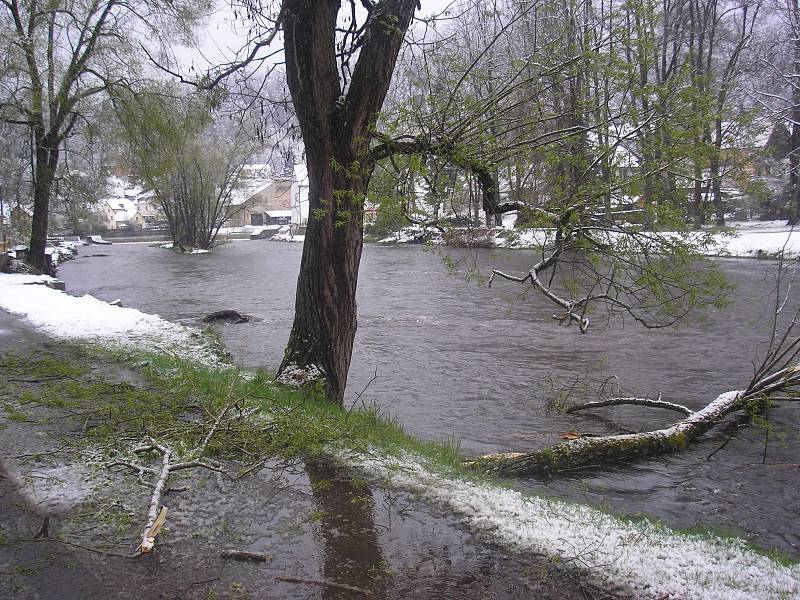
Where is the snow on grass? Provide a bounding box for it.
[271,231,305,242]
[383,221,800,259]
[710,225,800,258]
[0,274,221,365]
[377,226,429,244]
[275,363,324,386]
[351,451,799,600]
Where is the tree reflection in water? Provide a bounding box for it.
[305,458,389,599]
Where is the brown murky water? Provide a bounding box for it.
[58,241,800,557]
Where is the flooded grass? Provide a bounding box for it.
[1,336,613,599]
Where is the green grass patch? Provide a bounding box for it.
[0,346,477,480]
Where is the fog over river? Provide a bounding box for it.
[59,240,800,556]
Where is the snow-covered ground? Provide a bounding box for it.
[0,273,797,598]
[354,452,799,600]
[380,220,800,259]
[271,231,305,243]
[7,242,79,267]
[0,274,221,365]
[710,221,800,258]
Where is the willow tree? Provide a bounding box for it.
[115,87,256,251]
[274,0,420,404]
[216,0,734,409]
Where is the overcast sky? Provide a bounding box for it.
[173,0,458,72]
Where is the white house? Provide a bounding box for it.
[292,163,309,227]
[224,177,294,227]
[93,176,164,230]
[97,197,145,231]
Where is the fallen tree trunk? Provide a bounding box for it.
[473,391,743,477]
[472,365,800,478]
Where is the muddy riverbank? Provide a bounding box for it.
[0,310,624,599]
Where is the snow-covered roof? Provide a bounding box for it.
[229,180,273,206]
[719,119,789,150]
[100,197,140,222]
[106,175,145,199]
[242,163,273,179]
[266,210,292,218]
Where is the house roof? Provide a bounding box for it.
[229,180,273,206]
[266,210,292,218]
[100,197,140,222]
[242,163,273,179]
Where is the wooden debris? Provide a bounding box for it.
[221,550,272,563]
[275,575,372,597]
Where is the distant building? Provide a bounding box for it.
[292,164,309,227]
[225,178,294,227]
[92,176,164,231]
[97,197,145,231]
[134,193,164,227]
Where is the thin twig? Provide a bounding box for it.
[348,367,379,414]
[19,537,133,558]
[275,575,373,596]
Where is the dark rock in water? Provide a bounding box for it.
[202,309,250,324]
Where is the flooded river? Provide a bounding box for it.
[59,240,800,557]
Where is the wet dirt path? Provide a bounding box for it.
[0,309,627,599]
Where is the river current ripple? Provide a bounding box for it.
[59,241,800,556]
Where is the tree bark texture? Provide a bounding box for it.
[29,135,60,273]
[790,0,800,224]
[278,0,417,405]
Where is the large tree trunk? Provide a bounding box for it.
[278,152,367,404]
[277,0,417,405]
[789,3,800,225]
[28,134,59,274]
